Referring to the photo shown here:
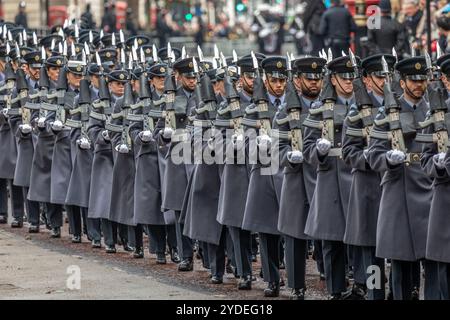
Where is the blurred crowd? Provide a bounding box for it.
[11,0,450,58]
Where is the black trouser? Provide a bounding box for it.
[322,240,347,295]
[259,233,280,284]
[128,224,143,249]
[228,226,252,278]
[207,227,226,279]
[42,203,63,228]
[0,179,7,217]
[66,205,82,236]
[285,236,307,290]
[81,207,101,242]
[226,229,236,268]
[101,219,128,247]
[279,236,285,266]
[148,224,167,254]
[174,210,193,260]
[1,180,25,221]
[391,259,440,300]
[313,240,325,275]
[251,233,259,256]
[361,246,385,300]
[438,262,450,300]
[166,224,177,250]
[200,241,210,268]
[350,245,366,285]
[22,187,42,226]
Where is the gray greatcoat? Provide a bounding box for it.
[367,97,432,261]
[65,87,99,208]
[303,97,353,241]
[50,89,77,204]
[216,91,252,228]
[421,114,450,264]
[87,95,118,219]
[130,96,165,226]
[11,81,39,188]
[158,88,197,212]
[276,96,314,240]
[0,101,18,180]
[108,92,138,226]
[342,99,382,247]
[241,97,283,235]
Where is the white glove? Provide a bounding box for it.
[77,137,91,150]
[386,150,406,165]
[19,123,32,134]
[207,137,215,151]
[101,130,110,141]
[37,117,46,128]
[162,127,173,140]
[363,149,369,161]
[2,108,9,117]
[433,152,446,170]
[232,133,244,151]
[138,130,153,142]
[316,138,331,156]
[287,150,304,164]
[116,143,129,154]
[51,120,63,131]
[256,134,271,152]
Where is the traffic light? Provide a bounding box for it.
[236,0,248,13]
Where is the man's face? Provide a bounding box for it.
[132,79,140,93]
[401,78,427,99]
[67,72,82,89]
[368,74,386,96]
[331,74,354,97]
[47,67,60,82]
[26,65,40,81]
[240,73,255,94]
[179,74,197,92]
[152,75,165,92]
[264,75,286,97]
[109,81,125,97]
[294,75,323,98]
[212,80,225,96]
[91,75,100,89]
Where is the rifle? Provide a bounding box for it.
[163,42,177,134]
[308,48,337,146]
[371,56,407,154]
[346,50,374,145]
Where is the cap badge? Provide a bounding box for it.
[138,39,143,45]
[415,63,422,70]
[76,65,82,72]
[106,52,111,58]
[34,55,40,61]
[146,48,151,54]
[346,60,353,68]
[160,67,165,73]
[276,61,283,68]
[188,61,193,68]
[56,59,62,65]
[311,62,317,69]
[119,73,125,80]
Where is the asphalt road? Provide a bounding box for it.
[0,221,330,300]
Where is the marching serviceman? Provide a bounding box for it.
[367,56,436,300]
[241,55,287,297]
[275,56,326,300]
[303,54,357,299]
